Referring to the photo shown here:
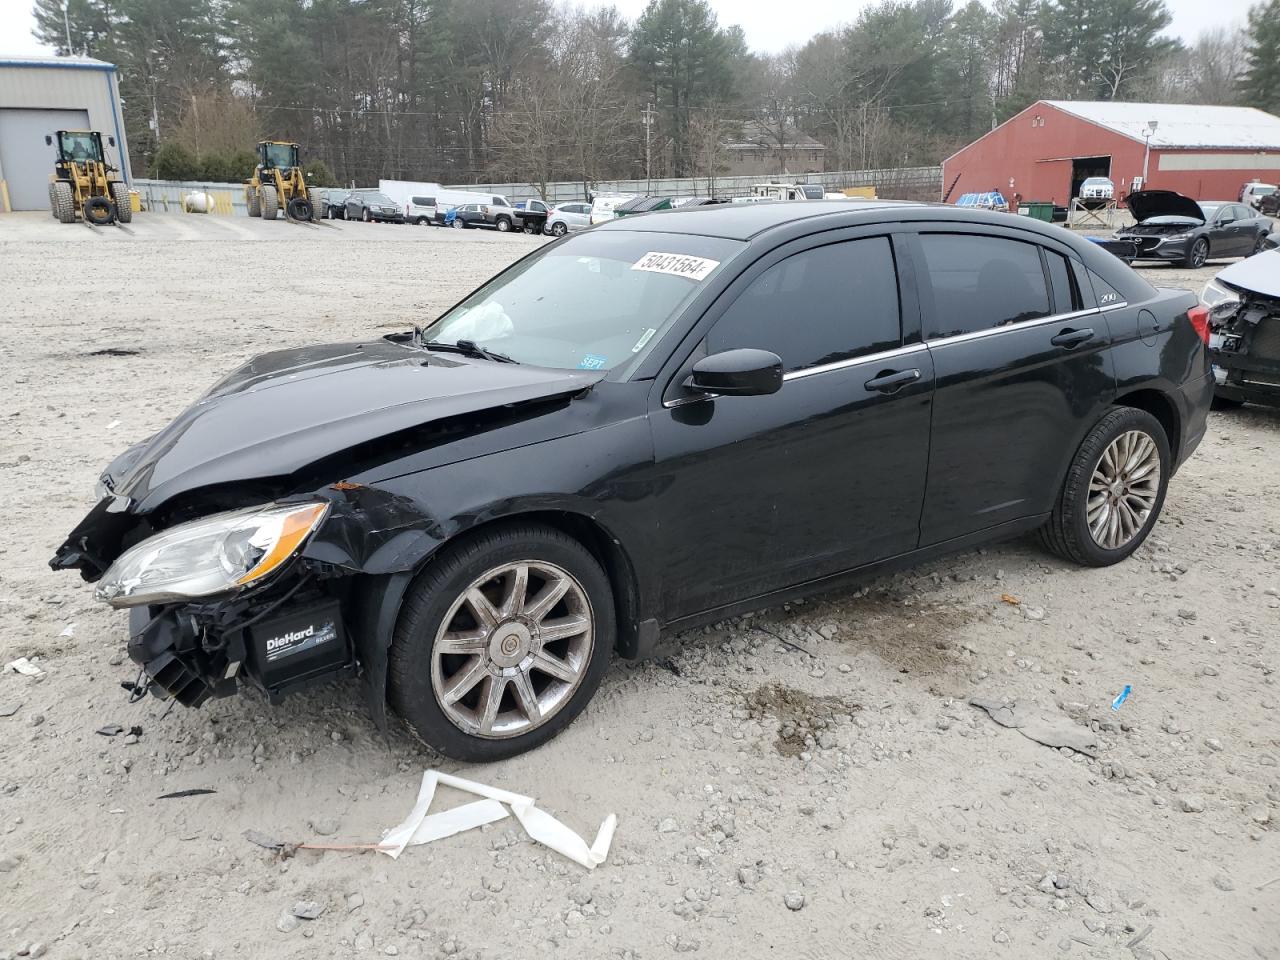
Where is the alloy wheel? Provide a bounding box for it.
[1190,240,1208,267]
[430,560,594,739]
[1086,430,1161,550]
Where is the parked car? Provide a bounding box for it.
[1239,181,1277,210]
[613,196,674,219]
[406,195,440,225]
[1113,191,1272,267]
[510,199,550,234]
[1258,192,1280,217]
[1263,228,1280,251]
[1201,250,1280,409]
[1079,177,1115,201]
[545,201,592,236]
[51,200,1213,761]
[322,189,351,219]
[346,190,405,223]
[445,202,493,229]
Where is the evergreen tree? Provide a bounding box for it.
[1240,0,1280,113]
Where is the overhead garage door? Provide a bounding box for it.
[0,108,90,211]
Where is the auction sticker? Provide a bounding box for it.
[632,252,720,282]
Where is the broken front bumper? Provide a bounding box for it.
[127,586,356,707]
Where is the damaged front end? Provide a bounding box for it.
[1204,251,1280,408]
[49,335,605,716]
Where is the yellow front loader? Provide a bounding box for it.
[244,140,319,221]
[47,130,131,224]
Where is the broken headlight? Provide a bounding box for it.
[95,502,328,608]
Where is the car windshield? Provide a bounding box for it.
[365,193,395,205]
[424,231,743,374]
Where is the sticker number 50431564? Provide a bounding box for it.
[632,252,721,282]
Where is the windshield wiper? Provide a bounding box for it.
[416,333,518,364]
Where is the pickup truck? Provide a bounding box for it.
[509,199,550,234]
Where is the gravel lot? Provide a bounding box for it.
[0,211,1277,960]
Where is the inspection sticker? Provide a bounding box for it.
[632,252,720,282]
[578,354,608,370]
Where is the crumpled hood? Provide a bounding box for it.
[106,338,604,511]
[1215,249,1280,300]
[1126,190,1205,224]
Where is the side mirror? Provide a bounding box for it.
[687,348,782,397]
[108,136,115,147]
[45,135,52,146]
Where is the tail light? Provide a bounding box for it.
[1187,304,1211,344]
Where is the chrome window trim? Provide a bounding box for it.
[924,306,1102,348]
[782,343,927,382]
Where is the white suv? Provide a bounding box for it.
[1079,177,1115,200]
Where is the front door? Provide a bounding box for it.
[909,230,1118,545]
[649,235,935,620]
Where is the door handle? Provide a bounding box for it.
[1050,327,1094,349]
[864,368,921,394]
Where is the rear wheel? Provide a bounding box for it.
[308,188,325,220]
[452,218,465,229]
[388,524,614,761]
[1040,407,1170,566]
[109,182,132,223]
[260,185,278,220]
[1184,237,1208,268]
[245,187,261,217]
[495,216,512,232]
[52,180,76,223]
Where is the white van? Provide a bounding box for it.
[749,183,824,201]
[589,194,636,225]
[405,195,440,225]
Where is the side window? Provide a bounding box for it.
[706,237,901,373]
[918,234,1051,339]
[1044,251,1081,313]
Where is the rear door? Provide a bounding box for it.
[650,233,935,618]
[908,229,1117,545]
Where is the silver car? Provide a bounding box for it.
[545,202,592,237]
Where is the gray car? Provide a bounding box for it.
[545,202,592,237]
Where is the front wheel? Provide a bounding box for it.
[551,221,568,237]
[1251,234,1266,256]
[1184,238,1208,268]
[451,218,465,229]
[388,525,614,761]
[1039,407,1170,566]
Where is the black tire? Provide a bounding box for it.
[1184,237,1208,268]
[84,195,115,225]
[551,221,568,237]
[109,181,132,223]
[47,182,59,218]
[52,181,76,223]
[260,184,278,220]
[452,218,465,229]
[362,207,372,222]
[1211,394,1245,410]
[1251,233,1266,256]
[1039,407,1171,567]
[287,196,313,221]
[495,216,512,232]
[388,524,615,761]
[245,187,261,217]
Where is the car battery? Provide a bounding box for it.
[245,599,350,697]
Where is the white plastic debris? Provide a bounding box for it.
[5,657,44,677]
[58,623,76,638]
[106,420,121,430]
[381,769,616,870]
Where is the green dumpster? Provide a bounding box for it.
[1018,201,1054,222]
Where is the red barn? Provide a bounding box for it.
[942,100,1280,206]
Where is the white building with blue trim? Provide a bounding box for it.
[0,54,132,212]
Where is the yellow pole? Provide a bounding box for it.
[0,180,10,213]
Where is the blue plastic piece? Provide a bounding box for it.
[1111,685,1132,711]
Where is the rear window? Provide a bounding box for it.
[491,197,510,207]
[917,234,1051,339]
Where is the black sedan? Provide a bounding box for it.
[52,201,1213,761]
[1115,190,1272,267]
[345,190,405,223]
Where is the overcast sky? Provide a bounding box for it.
[0,0,1258,58]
